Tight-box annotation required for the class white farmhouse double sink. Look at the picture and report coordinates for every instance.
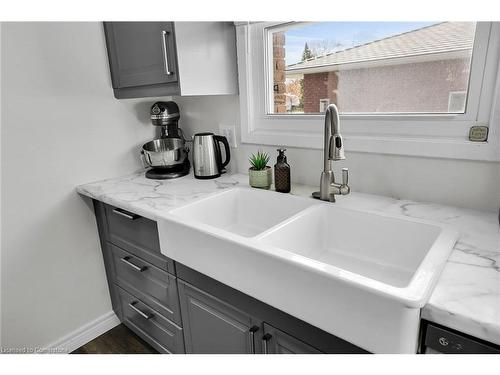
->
[158,187,458,353]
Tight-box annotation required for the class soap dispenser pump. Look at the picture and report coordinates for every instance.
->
[274,148,291,193]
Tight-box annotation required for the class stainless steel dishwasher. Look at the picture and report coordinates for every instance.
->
[421,321,500,354]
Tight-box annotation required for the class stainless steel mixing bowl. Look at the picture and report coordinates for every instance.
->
[141,138,188,168]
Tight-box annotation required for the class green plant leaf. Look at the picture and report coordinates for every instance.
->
[249,150,270,170]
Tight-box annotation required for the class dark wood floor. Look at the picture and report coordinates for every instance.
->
[71,324,158,354]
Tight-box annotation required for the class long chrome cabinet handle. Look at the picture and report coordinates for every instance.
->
[120,257,147,272]
[161,30,173,76]
[112,208,140,220]
[249,325,260,354]
[129,302,153,320]
[262,333,272,354]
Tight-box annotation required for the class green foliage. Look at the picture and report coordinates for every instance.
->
[249,150,270,170]
[299,78,305,108]
[301,43,314,61]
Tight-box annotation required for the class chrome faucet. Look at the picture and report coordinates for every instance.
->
[312,104,350,202]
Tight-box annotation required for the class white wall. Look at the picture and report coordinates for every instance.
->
[0,22,164,350]
[174,95,500,212]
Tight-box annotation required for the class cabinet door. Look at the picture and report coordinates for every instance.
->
[178,280,261,354]
[262,323,323,354]
[103,22,178,89]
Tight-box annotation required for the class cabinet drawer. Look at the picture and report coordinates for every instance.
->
[111,244,181,325]
[104,204,174,274]
[425,324,500,354]
[118,287,185,354]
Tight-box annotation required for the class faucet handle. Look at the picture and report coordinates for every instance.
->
[342,168,349,186]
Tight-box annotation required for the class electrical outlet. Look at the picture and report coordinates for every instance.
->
[469,125,489,142]
[219,125,238,148]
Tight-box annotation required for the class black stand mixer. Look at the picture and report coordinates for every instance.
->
[141,101,191,180]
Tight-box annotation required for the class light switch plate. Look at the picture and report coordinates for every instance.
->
[469,125,489,142]
[219,125,238,148]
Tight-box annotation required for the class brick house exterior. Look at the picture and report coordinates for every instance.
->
[302,71,338,113]
[273,32,287,113]
[301,58,470,113]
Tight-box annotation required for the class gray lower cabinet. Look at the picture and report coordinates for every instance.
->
[93,200,185,353]
[262,323,323,354]
[178,280,260,354]
[177,279,325,354]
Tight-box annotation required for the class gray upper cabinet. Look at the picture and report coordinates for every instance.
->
[178,280,261,354]
[104,22,178,89]
[262,323,323,354]
[103,22,238,99]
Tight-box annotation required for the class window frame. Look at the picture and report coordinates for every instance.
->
[236,22,500,161]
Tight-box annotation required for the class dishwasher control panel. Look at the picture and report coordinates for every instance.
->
[423,322,500,354]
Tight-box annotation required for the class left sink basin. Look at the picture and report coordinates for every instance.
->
[167,187,318,237]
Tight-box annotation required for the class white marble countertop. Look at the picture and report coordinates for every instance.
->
[77,171,500,346]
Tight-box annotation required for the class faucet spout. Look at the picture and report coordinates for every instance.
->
[327,103,341,135]
[325,104,345,163]
[313,104,350,202]
[323,109,332,172]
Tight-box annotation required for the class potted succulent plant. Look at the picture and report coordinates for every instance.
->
[248,150,272,189]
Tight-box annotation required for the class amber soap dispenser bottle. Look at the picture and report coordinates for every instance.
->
[274,148,291,193]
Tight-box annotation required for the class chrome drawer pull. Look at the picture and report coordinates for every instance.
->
[112,208,140,220]
[129,302,153,320]
[161,30,173,76]
[120,257,147,272]
[262,333,272,354]
[249,325,260,354]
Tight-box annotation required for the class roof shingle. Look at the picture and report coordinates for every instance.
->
[286,22,476,72]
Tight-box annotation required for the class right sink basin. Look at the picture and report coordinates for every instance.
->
[258,204,444,288]
[253,203,458,353]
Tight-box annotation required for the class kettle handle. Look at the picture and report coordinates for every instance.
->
[214,135,231,171]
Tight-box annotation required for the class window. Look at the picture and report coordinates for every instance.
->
[448,91,467,113]
[236,22,500,160]
[268,22,476,115]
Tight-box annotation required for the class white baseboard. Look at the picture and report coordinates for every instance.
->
[41,310,120,354]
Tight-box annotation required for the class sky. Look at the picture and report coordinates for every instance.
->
[284,22,438,65]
